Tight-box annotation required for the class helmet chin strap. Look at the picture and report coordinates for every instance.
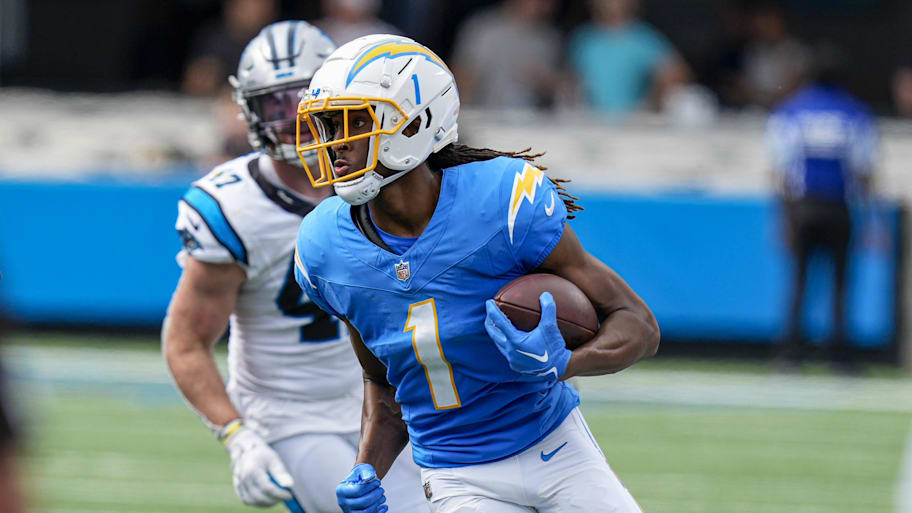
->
[334,167,413,205]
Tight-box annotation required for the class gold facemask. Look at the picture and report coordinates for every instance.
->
[296,96,409,187]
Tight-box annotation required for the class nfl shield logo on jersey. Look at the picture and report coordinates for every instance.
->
[423,480,432,500]
[395,260,411,281]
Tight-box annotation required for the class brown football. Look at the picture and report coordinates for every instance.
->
[493,273,599,350]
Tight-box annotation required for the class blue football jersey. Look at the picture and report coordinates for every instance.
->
[294,156,580,468]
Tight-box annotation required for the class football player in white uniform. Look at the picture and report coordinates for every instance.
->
[162,21,427,513]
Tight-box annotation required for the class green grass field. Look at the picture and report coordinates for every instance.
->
[7,333,912,513]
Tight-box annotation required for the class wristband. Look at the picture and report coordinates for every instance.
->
[217,418,244,445]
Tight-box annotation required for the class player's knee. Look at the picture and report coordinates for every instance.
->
[289,476,341,513]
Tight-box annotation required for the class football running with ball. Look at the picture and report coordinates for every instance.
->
[493,273,599,350]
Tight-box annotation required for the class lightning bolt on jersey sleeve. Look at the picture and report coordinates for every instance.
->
[501,160,568,272]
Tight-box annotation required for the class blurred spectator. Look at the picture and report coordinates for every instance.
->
[379,0,450,52]
[181,0,277,97]
[767,44,879,372]
[450,0,562,110]
[128,1,191,90]
[313,0,401,47]
[705,3,751,109]
[891,60,912,117]
[0,0,27,73]
[739,3,811,109]
[566,0,691,115]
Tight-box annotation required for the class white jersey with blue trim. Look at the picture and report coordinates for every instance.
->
[294,157,580,468]
[175,153,362,439]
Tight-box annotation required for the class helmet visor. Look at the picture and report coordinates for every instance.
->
[249,88,314,147]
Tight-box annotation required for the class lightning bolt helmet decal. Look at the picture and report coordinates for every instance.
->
[346,40,450,87]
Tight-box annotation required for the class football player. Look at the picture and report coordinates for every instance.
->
[162,22,427,513]
[293,35,661,513]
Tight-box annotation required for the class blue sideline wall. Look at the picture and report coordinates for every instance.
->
[0,179,901,349]
[0,178,187,326]
[573,193,900,349]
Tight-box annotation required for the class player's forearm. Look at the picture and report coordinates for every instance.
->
[164,332,240,428]
[562,309,659,378]
[355,378,409,479]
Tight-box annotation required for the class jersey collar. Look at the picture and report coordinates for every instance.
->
[248,157,318,217]
[337,168,458,290]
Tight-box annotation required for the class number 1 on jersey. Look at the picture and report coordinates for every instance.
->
[405,299,461,410]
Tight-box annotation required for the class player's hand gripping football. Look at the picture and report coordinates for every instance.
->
[337,463,389,513]
[485,292,572,381]
[220,421,294,507]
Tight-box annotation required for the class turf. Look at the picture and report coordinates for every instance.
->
[24,390,253,513]
[588,405,908,513]
[6,335,911,513]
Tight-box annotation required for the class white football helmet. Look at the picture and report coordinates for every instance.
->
[296,34,459,205]
[230,21,336,166]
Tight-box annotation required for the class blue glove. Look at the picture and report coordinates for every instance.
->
[336,463,388,513]
[484,292,572,381]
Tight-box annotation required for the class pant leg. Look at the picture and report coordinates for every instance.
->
[271,433,359,513]
[429,496,535,513]
[823,202,852,360]
[783,201,814,360]
[420,450,530,510]
[526,408,644,513]
[421,409,643,513]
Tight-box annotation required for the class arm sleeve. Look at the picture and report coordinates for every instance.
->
[294,233,344,319]
[505,163,568,272]
[849,114,879,177]
[175,198,236,267]
[766,112,801,174]
[639,23,674,68]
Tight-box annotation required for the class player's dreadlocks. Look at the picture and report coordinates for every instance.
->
[427,144,583,219]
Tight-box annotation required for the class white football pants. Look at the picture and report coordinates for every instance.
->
[419,408,643,513]
[271,431,429,513]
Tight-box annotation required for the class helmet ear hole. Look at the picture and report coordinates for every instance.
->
[402,116,422,138]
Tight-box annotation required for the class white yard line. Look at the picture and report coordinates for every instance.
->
[898,421,912,513]
[4,345,180,385]
[7,344,912,412]
[577,369,912,413]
